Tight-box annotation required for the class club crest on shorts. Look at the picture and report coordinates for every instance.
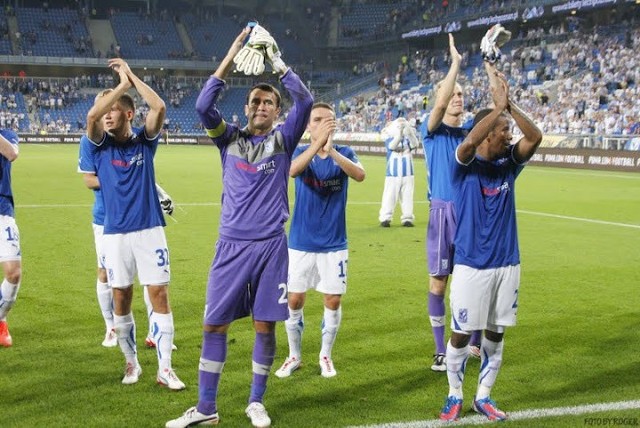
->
[458,308,468,324]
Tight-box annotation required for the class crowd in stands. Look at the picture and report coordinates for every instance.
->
[335,19,640,142]
[0,1,638,145]
[1,19,638,140]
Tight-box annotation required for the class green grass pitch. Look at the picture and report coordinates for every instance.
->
[2,143,639,427]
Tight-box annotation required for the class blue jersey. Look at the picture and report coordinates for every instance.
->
[78,127,165,234]
[0,129,18,217]
[288,145,357,252]
[385,135,414,178]
[195,70,313,241]
[77,135,105,226]
[452,145,525,269]
[420,116,472,201]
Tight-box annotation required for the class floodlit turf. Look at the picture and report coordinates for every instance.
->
[2,144,639,427]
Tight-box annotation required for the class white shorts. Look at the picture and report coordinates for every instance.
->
[449,264,520,332]
[102,226,170,289]
[288,248,348,295]
[92,223,105,269]
[0,215,21,262]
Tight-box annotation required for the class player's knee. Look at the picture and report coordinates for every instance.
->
[323,294,341,310]
[429,276,447,294]
[5,266,21,284]
[148,285,170,313]
[450,331,472,348]
[287,292,305,310]
[254,320,276,334]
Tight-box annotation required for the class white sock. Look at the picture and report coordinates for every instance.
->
[446,340,469,399]
[96,280,114,331]
[114,313,138,366]
[0,279,20,320]
[284,307,304,359]
[143,286,154,338]
[476,337,504,400]
[151,312,174,372]
[320,306,341,360]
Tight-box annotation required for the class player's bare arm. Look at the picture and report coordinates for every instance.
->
[510,101,543,163]
[329,146,366,182]
[83,173,100,190]
[109,58,166,137]
[0,134,18,162]
[457,80,508,164]
[214,27,252,80]
[86,67,132,143]
[428,33,462,133]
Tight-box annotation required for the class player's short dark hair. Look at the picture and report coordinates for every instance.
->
[312,102,335,113]
[246,83,282,108]
[473,108,494,128]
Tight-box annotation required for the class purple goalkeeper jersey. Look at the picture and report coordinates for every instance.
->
[196,70,313,241]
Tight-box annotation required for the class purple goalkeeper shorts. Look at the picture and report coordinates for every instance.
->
[426,199,457,276]
[204,234,289,326]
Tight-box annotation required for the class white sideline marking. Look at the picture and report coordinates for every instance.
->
[349,399,640,428]
[517,210,640,230]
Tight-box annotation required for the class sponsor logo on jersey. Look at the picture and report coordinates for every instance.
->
[235,159,276,175]
[302,176,342,190]
[111,153,144,168]
[481,181,510,196]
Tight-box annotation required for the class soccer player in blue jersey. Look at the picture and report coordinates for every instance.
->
[79,134,177,349]
[81,58,185,390]
[378,117,418,227]
[0,129,21,348]
[274,102,365,380]
[439,72,542,422]
[166,26,312,428]
[421,34,482,371]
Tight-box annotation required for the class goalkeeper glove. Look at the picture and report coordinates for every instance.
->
[247,23,288,75]
[480,24,512,63]
[156,184,175,216]
[233,45,265,76]
[160,197,174,216]
[232,23,275,76]
[265,44,288,75]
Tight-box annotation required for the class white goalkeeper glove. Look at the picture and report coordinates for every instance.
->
[233,23,282,76]
[233,44,265,76]
[156,184,174,216]
[248,24,288,75]
[480,24,512,63]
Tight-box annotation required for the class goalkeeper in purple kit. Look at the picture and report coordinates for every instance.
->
[166,24,312,428]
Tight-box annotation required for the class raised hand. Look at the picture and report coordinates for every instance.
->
[449,33,461,64]
[108,58,133,89]
[316,117,337,151]
[491,73,509,111]
[230,27,252,58]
